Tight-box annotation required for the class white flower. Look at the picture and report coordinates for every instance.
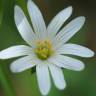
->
[0,0,94,95]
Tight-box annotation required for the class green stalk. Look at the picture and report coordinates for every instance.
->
[0,0,15,96]
[0,65,15,96]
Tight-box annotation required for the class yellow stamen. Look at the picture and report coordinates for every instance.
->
[35,40,53,60]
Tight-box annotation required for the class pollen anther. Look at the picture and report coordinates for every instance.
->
[35,40,53,60]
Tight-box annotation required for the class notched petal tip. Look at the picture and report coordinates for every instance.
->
[27,0,35,7]
[41,89,50,96]
[67,6,73,12]
[88,50,95,57]
[72,16,86,31]
[81,46,95,58]
[14,5,22,16]
[0,52,4,60]
[78,62,85,71]
[10,63,19,73]
[0,50,10,60]
[14,5,24,26]
[62,6,73,16]
[27,0,31,5]
[10,65,22,73]
[73,59,85,71]
[78,16,86,24]
[14,5,19,11]
[58,81,66,90]
[64,6,73,16]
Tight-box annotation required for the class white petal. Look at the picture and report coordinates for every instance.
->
[48,55,85,71]
[54,17,85,49]
[0,45,33,59]
[14,6,36,46]
[57,43,94,57]
[48,64,66,90]
[27,0,47,39]
[47,6,72,39]
[36,64,51,95]
[10,56,36,73]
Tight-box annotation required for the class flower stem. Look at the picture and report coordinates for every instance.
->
[0,65,15,96]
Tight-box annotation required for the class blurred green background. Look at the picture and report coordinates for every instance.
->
[0,0,96,96]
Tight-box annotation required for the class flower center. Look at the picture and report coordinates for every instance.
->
[35,40,53,60]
